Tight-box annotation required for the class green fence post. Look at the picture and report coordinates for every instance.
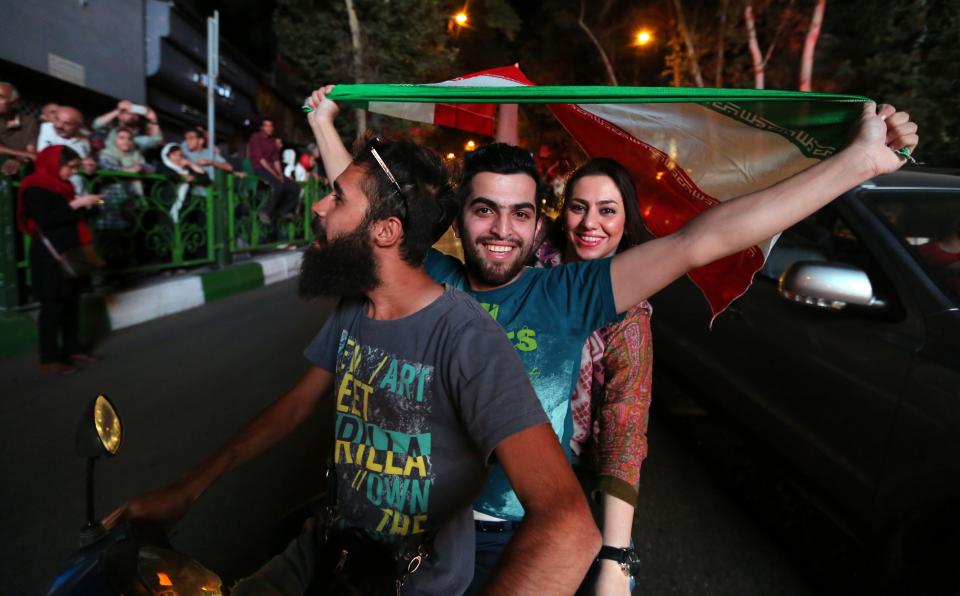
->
[205,184,216,265]
[227,172,236,256]
[0,175,19,309]
[303,178,313,240]
[214,170,231,269]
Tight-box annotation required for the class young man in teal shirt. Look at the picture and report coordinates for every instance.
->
[306,84,918,592]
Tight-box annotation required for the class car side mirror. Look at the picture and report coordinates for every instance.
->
[779,261,887,311]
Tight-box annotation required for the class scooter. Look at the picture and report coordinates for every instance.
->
[46,394,223,595]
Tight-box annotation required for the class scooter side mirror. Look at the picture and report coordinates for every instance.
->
[75,394,122,546]
[76,394,122,459]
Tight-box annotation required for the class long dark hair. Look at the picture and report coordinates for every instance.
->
[555,157,646,255]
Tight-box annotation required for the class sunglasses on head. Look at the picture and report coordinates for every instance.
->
[363,137,409,222]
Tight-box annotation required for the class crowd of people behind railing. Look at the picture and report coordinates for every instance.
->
[0,80,327,228]
[1,80,330,374]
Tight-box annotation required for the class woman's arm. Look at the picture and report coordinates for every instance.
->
[592,305,654,593]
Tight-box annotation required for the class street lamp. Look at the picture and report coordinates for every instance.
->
[465,140,476,151]
[454,11,468,26]
[635,29,653,46]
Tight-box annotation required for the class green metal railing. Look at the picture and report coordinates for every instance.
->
[227,174,318,253]
[0,169,327,310]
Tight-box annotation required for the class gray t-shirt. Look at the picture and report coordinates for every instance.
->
[304,287,547,594]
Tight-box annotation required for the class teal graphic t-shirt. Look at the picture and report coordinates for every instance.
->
[425,249,619,521]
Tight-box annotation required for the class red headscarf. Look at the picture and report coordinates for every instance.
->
[17,145,92,244]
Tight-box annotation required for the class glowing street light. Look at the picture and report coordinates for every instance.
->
[635,29,653,46]
[454,11,468,26]
[465,140,476,151]
[446,152,456,160]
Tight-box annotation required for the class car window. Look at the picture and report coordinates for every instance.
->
[864,189,960,301]
[759,205,904,317]
[760,207,867,280]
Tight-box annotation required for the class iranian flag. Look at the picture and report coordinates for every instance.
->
[327,65,868,319]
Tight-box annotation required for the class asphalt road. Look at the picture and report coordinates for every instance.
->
[2,278,818,595]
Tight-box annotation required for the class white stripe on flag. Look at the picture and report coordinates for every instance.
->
[368,101,435,124]
[431,75,528,88]
[367,75,528,125]
[579,102,821,202]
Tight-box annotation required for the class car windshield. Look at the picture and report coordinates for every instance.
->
[864,187,960,301]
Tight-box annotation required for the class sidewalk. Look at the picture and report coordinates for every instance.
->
[0,250,304,358]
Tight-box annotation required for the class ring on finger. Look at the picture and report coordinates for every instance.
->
[894,146,917,164]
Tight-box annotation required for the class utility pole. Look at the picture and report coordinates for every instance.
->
[207,10,219,170]
[207,10,229,268]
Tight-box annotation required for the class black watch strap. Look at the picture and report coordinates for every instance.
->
[596,546,640,577]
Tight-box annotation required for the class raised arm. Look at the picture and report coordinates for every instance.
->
[142,107,162,143]
[306,86,353,181]
[103,366,333,529]
[495,104,519,146]
[483,423,601,595]
[93,100,129,130]
[0,145,35,160]
[609,102,919,313]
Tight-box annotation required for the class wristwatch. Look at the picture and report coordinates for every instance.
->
[596,545,641,578]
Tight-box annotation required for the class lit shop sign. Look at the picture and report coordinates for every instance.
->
[190,73,234,99]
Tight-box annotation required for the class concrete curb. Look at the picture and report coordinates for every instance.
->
[0,250,303,358]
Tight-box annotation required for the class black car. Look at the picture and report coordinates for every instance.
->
[650,169,960,589]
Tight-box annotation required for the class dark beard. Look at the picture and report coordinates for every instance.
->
[298,221,379,299]
[461,235,534,287]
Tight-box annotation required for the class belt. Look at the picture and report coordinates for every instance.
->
[474,519,522,533]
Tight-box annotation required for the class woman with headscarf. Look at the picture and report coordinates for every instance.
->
[157,142,207,184]
[18,145,104,374]
[96,128,149,246]
[99,127,148,174]
[157,142,208,224]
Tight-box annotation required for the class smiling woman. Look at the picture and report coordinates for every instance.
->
[536,157,653,595]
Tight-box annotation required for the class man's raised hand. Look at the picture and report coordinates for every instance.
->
[306,85,339,130]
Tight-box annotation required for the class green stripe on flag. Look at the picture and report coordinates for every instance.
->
[328,83,870,161]
[703,100,864,159]
[327,84,872,105]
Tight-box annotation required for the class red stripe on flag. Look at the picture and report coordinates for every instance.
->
[547,102,765,320]
[452,64,536,86]
[434,103,497,137]
[433,65,537,137]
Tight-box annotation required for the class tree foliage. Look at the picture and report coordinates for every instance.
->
[270,0,957,166]
[825,0,959,167]
[662,0,814,89]
[273,0,458,90]
[515,0,669,86]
